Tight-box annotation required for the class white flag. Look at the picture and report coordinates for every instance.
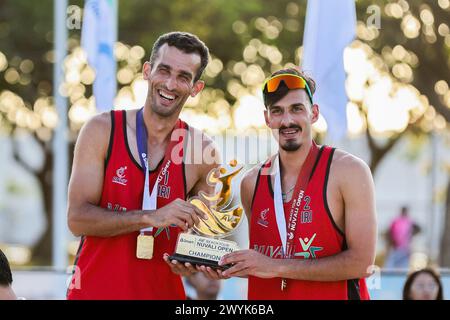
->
[81,0,117,112]
[302,0,356,141]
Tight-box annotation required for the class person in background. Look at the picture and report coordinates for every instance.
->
[385,206,420,269]
[403,268,443,300]
[0,249,17,300]
[184,272,222,300]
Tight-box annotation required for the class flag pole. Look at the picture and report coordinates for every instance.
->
[52,0,69,270]
[429,130,440,264]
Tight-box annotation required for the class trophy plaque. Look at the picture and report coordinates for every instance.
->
[169,160,244,270]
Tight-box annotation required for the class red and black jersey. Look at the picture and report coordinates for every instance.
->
[67,110,188,300]
[249,146,370,300]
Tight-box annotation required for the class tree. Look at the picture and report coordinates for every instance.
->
[0,0,308,265]
[355,0,450,266]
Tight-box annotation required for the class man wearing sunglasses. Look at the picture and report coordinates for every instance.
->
[218,68,377,300]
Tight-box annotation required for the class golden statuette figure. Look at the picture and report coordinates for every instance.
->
[169,160,244,269]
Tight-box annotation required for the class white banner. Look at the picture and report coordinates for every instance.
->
[302,0,356,141]
[81,0,117,112]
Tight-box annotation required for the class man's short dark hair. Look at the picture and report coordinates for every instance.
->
[0,249,13,286]
[263,67,316,109]
[149,31,209,82]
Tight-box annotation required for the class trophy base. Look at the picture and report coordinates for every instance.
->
[168,254,232,270]
[170,233,239,271]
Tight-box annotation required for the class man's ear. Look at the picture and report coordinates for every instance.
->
[264,110,270,127]
[191,80,205,97]
[143,61,151,80]
[311,104,320,124]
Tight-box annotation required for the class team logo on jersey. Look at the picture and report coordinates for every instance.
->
[294,233,323,259]
[257,208,270,228]
[112,166,128,186]
[253,233,323,260]
[154,226,173,240]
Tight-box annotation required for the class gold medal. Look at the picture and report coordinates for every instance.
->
[136,234,154,259]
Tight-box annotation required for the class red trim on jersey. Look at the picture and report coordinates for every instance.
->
[67,110,189,300]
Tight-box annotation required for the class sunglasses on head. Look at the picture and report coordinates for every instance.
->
[263,73,313,104]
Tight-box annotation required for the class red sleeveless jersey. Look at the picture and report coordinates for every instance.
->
[67,110,188,300]
[249,146,370,300]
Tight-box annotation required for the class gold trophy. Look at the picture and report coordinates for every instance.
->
[169,160,244,270]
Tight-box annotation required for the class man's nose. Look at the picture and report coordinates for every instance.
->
[165,75,177,91]
[280,112,294,127]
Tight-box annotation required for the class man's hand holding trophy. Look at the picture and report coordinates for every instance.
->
[169,160,244,270]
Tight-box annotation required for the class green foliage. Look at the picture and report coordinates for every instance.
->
[0,1,307,128]
[0,0,54,103]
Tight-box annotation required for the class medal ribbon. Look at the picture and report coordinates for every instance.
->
[136,107,181,235]
[273,141,319,259]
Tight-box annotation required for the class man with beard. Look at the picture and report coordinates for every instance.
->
[218,68,377,300]
[67,32,220,299]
